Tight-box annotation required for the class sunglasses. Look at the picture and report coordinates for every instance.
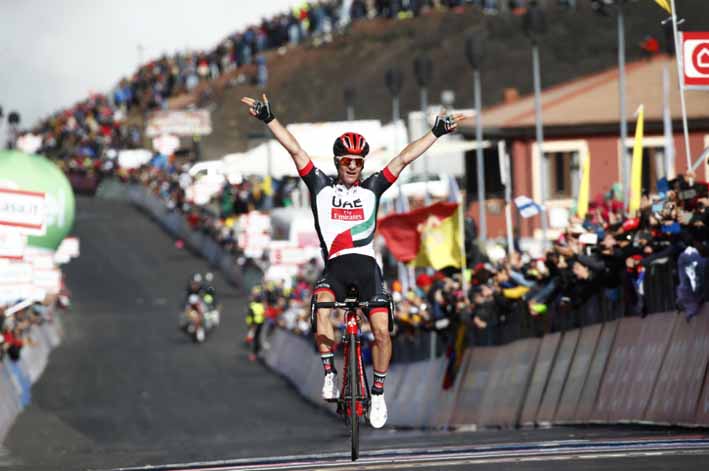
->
[337,157,364,168]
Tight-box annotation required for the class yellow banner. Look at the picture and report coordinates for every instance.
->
[577,149,591,219]
[654,0,672,14]
[412,210,463,270]
[629,105,645,215]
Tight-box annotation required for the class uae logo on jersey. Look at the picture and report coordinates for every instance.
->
[331,196,364,221]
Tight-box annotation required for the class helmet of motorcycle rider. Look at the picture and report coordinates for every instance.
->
[205,286,216,295]
[188,294,200,304]
[204,272,214,283]
[191,272,203,284]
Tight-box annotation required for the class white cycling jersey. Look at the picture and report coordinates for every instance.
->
[298,160,396,261]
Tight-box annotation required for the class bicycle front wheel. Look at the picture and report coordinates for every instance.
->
[349,332,359,461]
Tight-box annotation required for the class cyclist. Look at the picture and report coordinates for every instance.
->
[241,93,464,428]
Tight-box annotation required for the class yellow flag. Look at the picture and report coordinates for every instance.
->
[577,150,591,219]
[629,105,645,215]
[412,208,463,270]
[654,0,672,14]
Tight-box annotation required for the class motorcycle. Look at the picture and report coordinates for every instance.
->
[179,294,220,343]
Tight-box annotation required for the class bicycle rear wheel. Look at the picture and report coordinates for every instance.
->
[349,332,359,461]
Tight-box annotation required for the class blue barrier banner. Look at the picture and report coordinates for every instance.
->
[5,359,31,409]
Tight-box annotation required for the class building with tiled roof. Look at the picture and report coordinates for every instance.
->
[458,54,709,240]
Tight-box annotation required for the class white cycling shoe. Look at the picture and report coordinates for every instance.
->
[322,372,340,401]
[369,394,387,428]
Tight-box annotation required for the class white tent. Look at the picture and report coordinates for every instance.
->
[223,119,407,178]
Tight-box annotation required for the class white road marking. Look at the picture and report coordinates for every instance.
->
[103,438,709,471]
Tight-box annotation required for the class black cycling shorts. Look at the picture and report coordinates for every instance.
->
[313,254,384,305]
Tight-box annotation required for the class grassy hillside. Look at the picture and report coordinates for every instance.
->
[200,1,709,160]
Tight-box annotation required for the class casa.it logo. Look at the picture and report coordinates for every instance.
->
[683,33,709,85]
[692,43,709,74]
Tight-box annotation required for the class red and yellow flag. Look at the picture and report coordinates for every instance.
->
[378,202,463,270]
[654,0,671,14]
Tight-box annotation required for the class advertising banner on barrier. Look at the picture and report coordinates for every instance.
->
[576,320,618,421]
[0,260,32,284]
[593,317,641,422]
[695,346,709,426]
[33,268,61,295]
[646,312,709,424]
[54,236,79,265]
[537,330,580,425]
[478,339,539,428]
[0,229,27,260]
[0,187,47,236]
[145,110,212,137]
[615,312,675,422]
[449,348,496,427]
[555,324,602,423]
[519,332,561,426]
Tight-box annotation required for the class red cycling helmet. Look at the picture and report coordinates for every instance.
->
[333,132,369,157]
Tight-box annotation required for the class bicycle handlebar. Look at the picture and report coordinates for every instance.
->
[314,300,389,310]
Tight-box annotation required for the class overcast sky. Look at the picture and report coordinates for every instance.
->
[0,0,296,130]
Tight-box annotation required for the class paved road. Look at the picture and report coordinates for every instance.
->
[1,197,706,470]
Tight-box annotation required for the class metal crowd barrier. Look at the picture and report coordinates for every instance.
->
[262,300,709,430]
[127,184,264,293]
[0,309,64,444]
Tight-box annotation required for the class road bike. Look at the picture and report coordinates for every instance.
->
[313,285,390,461]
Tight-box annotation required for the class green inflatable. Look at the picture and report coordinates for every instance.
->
[0,150,75,250]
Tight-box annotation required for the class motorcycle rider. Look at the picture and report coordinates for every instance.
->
[185,272,204,302]
[180,273,204,331]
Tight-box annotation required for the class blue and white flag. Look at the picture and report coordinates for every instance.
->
[514,195,543,219]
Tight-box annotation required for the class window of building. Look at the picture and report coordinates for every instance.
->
[623,140,667,193]
[464,145,505,199]
[532,140,588,204]
[545,150,578,198]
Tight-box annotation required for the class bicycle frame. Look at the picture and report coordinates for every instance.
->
[340,308,370,420]
[312,292,389,461]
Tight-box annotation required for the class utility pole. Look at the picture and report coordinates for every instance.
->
[465,33,487,243]
[525,4,549,249]
[414,55,433,204]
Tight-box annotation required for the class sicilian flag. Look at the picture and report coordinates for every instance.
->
[378,201,463,270]
[514,195,543,219]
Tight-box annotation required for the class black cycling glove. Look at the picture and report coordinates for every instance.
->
[432,115,455,137]
[253,99,275,124]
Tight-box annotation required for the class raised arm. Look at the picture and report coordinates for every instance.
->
[240,94,311,172]
[386,113,466,178]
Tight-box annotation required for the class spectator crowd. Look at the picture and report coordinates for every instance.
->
[244,170,708,367]
[5,0,706,367]
[1,292,71,364]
